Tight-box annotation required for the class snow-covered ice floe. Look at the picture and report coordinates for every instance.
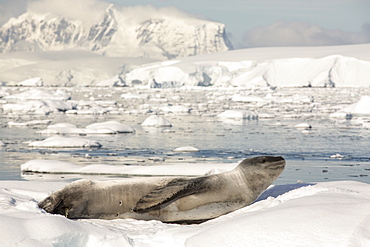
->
[217,110,258,120]
[28,136,102,148]
[0,180,369,246]
[21,159,236,176]
[86,121,135,133]
[2,89,74,115]
[2,100,74,115]
[8,119,52,127]
[38,121,135,135]
[4,89,70,101]
[173,146,200,153]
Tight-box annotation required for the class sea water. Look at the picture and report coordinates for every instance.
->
[1,87,370,184]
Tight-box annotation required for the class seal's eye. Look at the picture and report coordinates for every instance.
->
[261,158,266,163]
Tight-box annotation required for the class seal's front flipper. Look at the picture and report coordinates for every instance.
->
[134,177,208,213]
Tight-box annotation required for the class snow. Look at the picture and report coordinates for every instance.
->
[0,180,369,246]
[185,181,370,247]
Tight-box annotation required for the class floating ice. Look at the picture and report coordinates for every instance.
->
[120,93,149,100]
[217,110,258,120]
[28,136,102,148]
[38,123,83,134]
[21,160,81,173]
[86,121,135,133]
[8,119,51,127]
[5,89,70,101]
[160,105,191,114]
[173,146,200,152]
[294,123,312,129]
[341,96,370,116]
[330,154,345,159]
[141,115,172,127]
[17,77,43,87]
[2,89,74,115]
[231,95,267,103]
[2,100,74,115]
[329,112,352,119]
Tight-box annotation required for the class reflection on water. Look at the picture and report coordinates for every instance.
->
[1,112,370,184]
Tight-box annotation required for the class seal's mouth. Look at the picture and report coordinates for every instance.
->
[265,156,286,170]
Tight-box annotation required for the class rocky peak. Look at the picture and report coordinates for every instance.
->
[0,5,233,59]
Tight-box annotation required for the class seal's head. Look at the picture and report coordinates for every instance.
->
[236,156,285,193]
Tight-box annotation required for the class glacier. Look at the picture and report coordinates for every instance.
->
[0,44,368,88]
[123,44,370,88]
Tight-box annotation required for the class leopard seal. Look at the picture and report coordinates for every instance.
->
[38,156,285,223]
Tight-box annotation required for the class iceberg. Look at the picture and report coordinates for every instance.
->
[141,115,172,127]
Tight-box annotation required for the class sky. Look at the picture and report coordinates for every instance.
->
[0,0,369,49]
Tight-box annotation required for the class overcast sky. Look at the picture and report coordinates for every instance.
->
[1,0,369,48]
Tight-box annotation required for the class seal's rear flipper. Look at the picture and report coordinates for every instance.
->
[134,177,208,213]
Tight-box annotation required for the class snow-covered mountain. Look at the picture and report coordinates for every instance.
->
[0,5,232,59]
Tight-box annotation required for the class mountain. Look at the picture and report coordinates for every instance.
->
[0,5,233,59]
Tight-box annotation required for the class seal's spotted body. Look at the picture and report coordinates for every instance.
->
[39,156,285,223]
